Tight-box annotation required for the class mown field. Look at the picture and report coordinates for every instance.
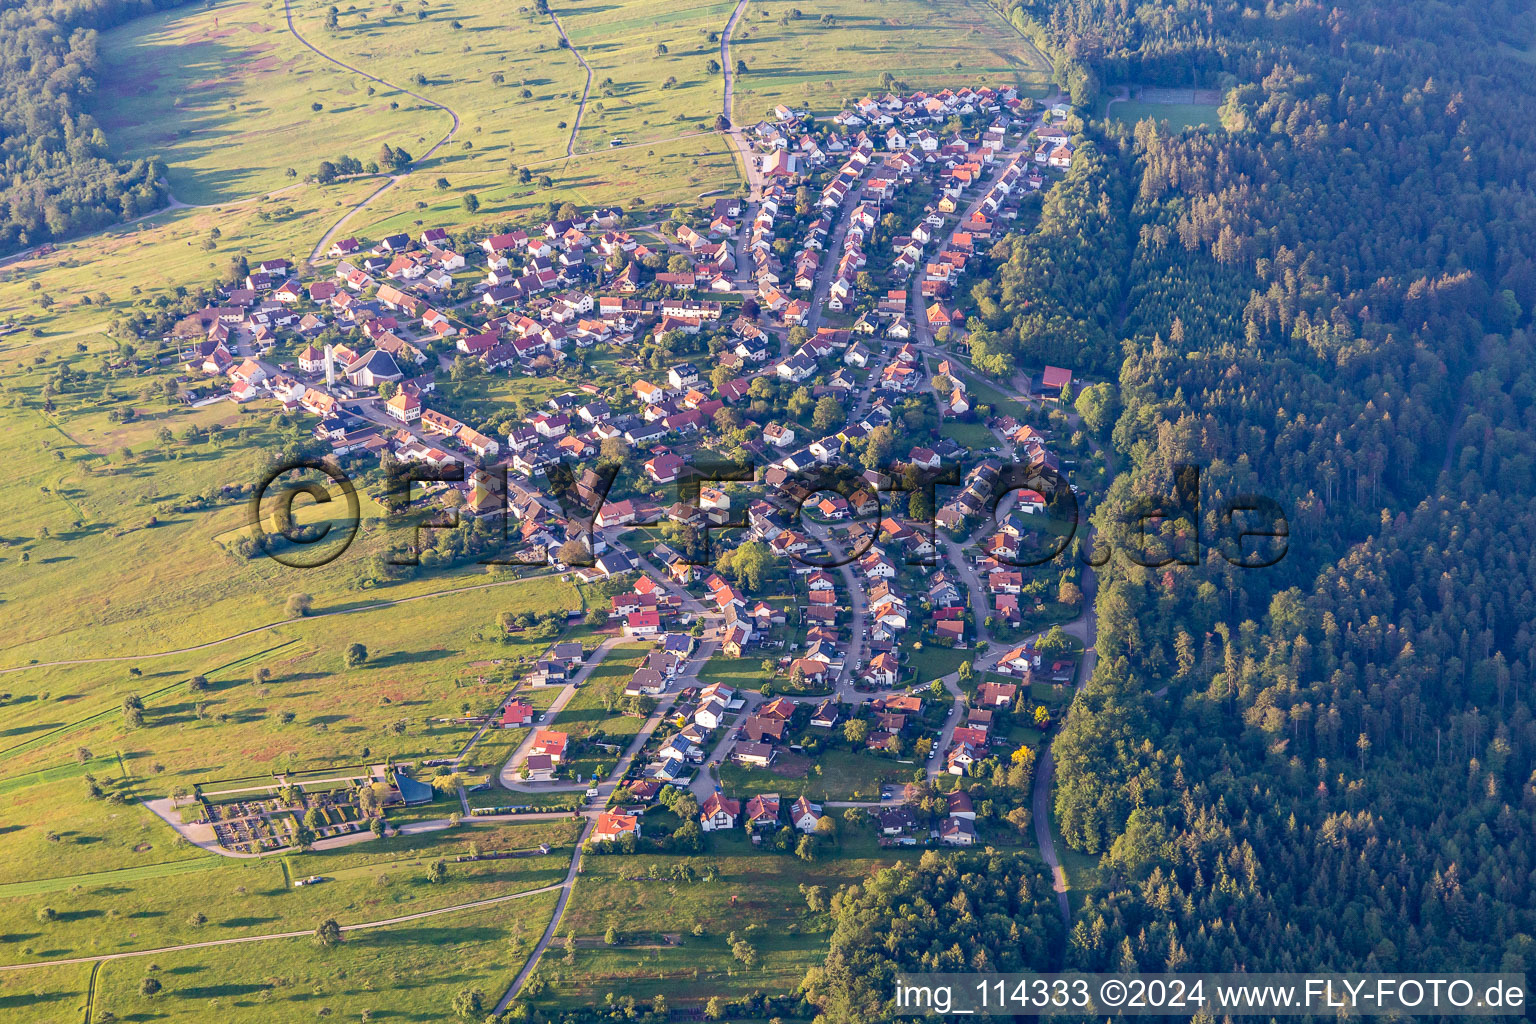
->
[1106,97,1222,130]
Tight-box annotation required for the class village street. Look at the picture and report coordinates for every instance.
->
[719,0,761,201]
[496,633,631,789]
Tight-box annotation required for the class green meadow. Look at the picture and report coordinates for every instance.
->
[94,0,447,205]
[728,0,1053,123]
[0,0,1089,1010]
[89,888,562,1022]
[536,831,945,1010]
[1107,99,1222,131]
[0,961,92,1023]
[553,0,735,151]
[0,819,577,965]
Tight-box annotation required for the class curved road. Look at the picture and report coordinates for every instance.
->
[281,0,461,262]
[549,9,593,158]
[494,818,594,1012]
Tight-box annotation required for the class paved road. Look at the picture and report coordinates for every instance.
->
[497,634,630,789]
[281,0,461,262]
[550,8,593,158]
[910,134,1040,344]
[719,0,762,199]
[801,522,867,694]
[687,690,764,799]
[494,817,594,1012]
[805,184,865,333]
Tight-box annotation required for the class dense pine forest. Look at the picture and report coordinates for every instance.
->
[1009,0,1536,986]
[808,0,1536,1018]
[0,0,182,251]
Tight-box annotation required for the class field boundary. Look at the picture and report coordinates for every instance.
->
[0,875,569,973]
[0,855,223,899]
[0,639,301,765]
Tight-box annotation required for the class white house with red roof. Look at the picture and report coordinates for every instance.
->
[700,792,740,831]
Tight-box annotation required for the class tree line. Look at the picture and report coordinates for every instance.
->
[0,0,190,251]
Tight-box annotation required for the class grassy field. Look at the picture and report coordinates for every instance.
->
[718,745,912,801]
[1107,99,1221,131]
[0,578,578,778]
[348,131,743,240]
[288,0,584,167]
[554,0,733,152]
[94,0,448,205]
[695,652,772,692]
[557,643,650,743]
[540,830,918,1010]
[90,888,562,1022]
[0,961,92,1023]
[0,776,214,885]
[1104,88,1223,131]
[0,0,1079,1011]
[0,176,378,339]
[0,819,577,966]
[728,0,1052,124]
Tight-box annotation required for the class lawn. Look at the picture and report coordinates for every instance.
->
[939,418,997,452]
[556,643,651,743]
[900,640,971,683]
[696,653,771,692]
[1107,99,1222,131]
[90,888,562,1023]
[1104,88,1223,132]
[718,746,913,801]
[956,368,1035,422]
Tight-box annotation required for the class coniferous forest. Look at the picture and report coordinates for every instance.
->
[0,0,184,251]
[811,0,1536,1017]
